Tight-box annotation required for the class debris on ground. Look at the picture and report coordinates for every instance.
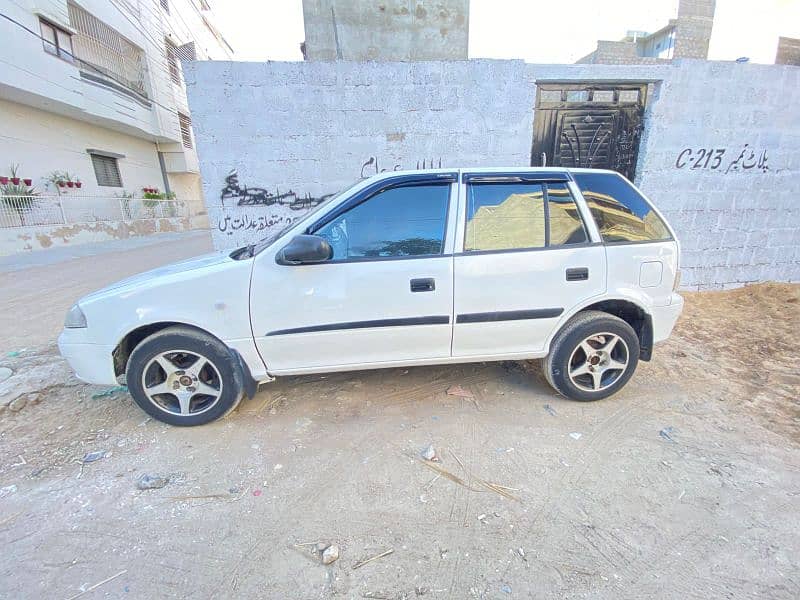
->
[352,548,394,569]
[659,427,676,443]
[543,404,557,416]
[501,583,512,594]
[91,386,128,400]
[81,450,109,463]
[0,484,17,498]
[6,350,24,358]
[516,547,527,562]
[569,432,582,440]
[421,444,439,462]
[322,544,340,565]
[8,396,28,412]
[135,473,170,490]
[446,385,473,398]
[64,569,127,600]
[477,513,487,523]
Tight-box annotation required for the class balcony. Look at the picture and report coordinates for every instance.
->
[67,2,148,99]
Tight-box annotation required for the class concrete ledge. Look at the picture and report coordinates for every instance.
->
[0,217,205,256]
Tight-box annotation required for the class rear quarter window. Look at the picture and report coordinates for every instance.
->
[573,172,672,243]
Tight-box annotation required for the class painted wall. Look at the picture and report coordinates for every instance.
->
[185,59,800,290]
[302,0,469,60]
[0,217,196,256]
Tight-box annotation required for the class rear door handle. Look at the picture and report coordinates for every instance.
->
[566,267,589,281]
[410,278,435,292]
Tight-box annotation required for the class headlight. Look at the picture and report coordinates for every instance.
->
[64,304,87,328]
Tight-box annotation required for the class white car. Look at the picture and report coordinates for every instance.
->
[59,168,683,426]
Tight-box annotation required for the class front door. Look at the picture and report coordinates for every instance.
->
[249,176,457,374]
[452,173,606,357]
[531,83,646,180]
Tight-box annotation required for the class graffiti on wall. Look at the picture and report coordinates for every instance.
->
[675,144,769,173]
[221,170,334,209]
[214,156,446,242]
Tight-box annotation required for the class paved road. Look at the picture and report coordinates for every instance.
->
[0,230,213,351]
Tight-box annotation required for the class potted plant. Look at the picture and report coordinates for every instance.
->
[66,180,74,188]
[75,178,82,189]
[11,176,20,185]
[0,176,7,185]
[23,178,32,186]
[1,166,39,226]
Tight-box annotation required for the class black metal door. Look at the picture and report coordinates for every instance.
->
[531,84,646,180]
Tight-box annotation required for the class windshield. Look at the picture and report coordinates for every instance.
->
[247,180,361,256]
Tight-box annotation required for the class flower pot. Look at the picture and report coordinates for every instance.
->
[75,182,82,188]
[23,178,32,186]
[11,177,20,185]
[0,177,8,185]
[58,181,66,188]
[67,181,74,188]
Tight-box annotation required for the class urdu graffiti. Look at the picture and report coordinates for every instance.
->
[213,155,447,246]
[220,170,334,209]
[675,144,769,173]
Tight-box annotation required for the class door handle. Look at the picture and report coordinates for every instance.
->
[566,267,589,281]
[410,278,435,292]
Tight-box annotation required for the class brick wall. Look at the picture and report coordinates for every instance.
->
[185,59,800,290]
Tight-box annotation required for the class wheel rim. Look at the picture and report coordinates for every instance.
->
[140,350,223,416]
[567,332,629,392]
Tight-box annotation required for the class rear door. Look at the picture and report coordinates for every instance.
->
[452,172,606,357]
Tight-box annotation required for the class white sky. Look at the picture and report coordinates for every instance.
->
[211,0,800,65]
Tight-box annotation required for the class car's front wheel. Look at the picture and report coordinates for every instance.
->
[543,311,640,402]
[126,326,244,426]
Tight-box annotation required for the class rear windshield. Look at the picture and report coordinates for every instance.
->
[573,172,672,243]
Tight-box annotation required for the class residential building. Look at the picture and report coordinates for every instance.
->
[0,0,233,221]
[578,0,715,64]
[301,0,469,61]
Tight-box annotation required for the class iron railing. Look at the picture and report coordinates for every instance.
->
[0,195,186,228]
[68,2,148,97]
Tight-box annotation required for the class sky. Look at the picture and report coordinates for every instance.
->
[211,0,800,65]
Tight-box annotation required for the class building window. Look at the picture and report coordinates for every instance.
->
[165,38,181,84]
[89,153,123,187]
[178,113,193,149]
[40,20,74,62]
[67,2,147,97]
[161,0,170,14]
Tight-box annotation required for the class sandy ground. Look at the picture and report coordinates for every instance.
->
[0,236,798,599]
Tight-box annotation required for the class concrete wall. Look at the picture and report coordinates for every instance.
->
[185,59,800,290]
[302,0,468,60]
[776,37,800,66]
[0,217,196,256]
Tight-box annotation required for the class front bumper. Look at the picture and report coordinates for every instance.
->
[651,293,684,343]
[58,330,117,385]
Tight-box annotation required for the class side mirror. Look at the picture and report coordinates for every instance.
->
[275,234,333,265]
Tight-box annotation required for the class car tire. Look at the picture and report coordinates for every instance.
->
[126,326,244,426]
[543,310,640,402]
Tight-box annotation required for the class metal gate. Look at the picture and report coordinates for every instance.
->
[530,84,647,180]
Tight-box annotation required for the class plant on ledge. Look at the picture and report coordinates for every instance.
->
[45,171,82,193]
[1,164,39,226]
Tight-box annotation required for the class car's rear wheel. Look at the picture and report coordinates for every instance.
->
[126,326,244,426]
[544,311,640,402]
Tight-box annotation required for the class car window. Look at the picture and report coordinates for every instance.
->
[465,183,546,251]
[573,172,671,243]
[545,182,588,246]
[314,184,450,260]
[465,182,587,251]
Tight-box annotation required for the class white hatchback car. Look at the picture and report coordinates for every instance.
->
[59,168,683,426]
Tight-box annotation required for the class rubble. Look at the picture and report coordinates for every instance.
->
[322,544,339,565]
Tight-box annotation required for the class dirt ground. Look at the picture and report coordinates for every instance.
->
[0,237,798,599]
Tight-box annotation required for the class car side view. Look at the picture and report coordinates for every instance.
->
[58,168,684,426]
